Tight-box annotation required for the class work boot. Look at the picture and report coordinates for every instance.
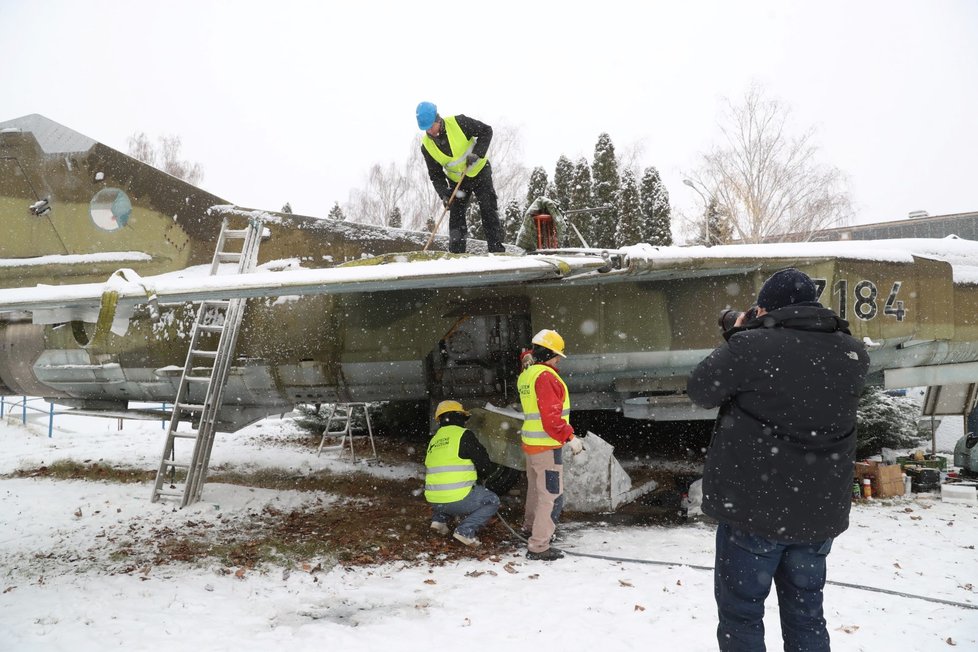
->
[526,548,564,561]
[430,521,450,536]
[453,531,481,547]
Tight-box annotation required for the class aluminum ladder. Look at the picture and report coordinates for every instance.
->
[151,217,264,507]
[316,403,377,462]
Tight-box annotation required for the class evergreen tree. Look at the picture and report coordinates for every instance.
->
[703,197,733,245]
[503,198,524,242]
[466,204,484,240]
[552,155,574,213]
[639,166,672,246]
[590,133,621,248]
[281,202,293,214]
[614,168,642,246]
[388,206,402,228]
[856,386,925,458]
[569,157,593,246]
[327,201,346,221]
[525,166,549,209]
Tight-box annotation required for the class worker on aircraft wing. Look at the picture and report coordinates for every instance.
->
[416,101,506,254]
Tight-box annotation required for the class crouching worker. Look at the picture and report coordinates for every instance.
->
[424,400,500,547]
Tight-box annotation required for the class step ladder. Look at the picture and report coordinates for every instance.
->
[316,403,377,463]
[151,217,264,507]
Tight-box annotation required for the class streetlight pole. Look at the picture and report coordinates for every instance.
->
[683,179,712,247]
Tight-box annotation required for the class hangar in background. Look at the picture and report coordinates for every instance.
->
[806,210,978,242]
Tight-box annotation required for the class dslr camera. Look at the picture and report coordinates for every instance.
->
[718,305,759,331]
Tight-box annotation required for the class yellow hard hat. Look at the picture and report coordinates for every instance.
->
[434,400,470,420]
[531,329,566,357]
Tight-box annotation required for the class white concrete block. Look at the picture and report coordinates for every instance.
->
[941,483,978,504]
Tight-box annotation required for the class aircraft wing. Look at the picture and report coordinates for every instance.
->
[5,236,978,323]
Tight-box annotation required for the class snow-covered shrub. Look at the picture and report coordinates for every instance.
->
[855,386,925,458]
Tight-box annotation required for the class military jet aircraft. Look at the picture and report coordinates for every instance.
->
[3,114,978,497]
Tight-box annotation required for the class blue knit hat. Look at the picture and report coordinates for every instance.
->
[756,268,817,310]
[416,101,437,130]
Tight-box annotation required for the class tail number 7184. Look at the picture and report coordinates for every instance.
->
[812,279,907,322]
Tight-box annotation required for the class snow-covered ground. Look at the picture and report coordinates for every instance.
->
[1,404,976,651]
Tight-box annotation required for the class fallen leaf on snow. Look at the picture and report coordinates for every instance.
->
[946,637,956,646]
[634,604,646,612]
[835,625,859,634]
[503,563,518,575]
[465,570,484,578]
[423,579,436,585]
[619,580,633,588]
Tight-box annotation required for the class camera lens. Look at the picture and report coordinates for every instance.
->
[718,309,743,331]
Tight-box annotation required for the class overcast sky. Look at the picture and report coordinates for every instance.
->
[2,0,976,229]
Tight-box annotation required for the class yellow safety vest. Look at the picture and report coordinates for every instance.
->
[421,116,488,182]
[517,364,571,448]
[424,425,477,503]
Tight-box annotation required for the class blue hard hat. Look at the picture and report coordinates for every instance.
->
[416,101,437,130]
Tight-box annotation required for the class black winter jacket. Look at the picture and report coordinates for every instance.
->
[687,303,870,542]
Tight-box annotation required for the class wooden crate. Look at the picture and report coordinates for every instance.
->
[855,461,905,498]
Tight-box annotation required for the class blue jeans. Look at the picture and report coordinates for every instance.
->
[430,485,499,537]
[715,522,833,652]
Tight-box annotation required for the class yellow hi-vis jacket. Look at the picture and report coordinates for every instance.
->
[518,363,570,448]
[421,116,487,182]
[424,425,477,503]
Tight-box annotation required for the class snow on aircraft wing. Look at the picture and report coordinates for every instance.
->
[0,253,611,325]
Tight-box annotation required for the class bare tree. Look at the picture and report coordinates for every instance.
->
[345,162,412,226]
[127,132,204,186]
[687,86,851,243]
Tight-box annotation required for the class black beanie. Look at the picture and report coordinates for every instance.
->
[756,268,817,310]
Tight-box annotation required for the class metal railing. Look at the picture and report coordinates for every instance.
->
[1,396,55,438]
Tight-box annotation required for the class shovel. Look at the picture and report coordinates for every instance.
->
[423,162,474,252]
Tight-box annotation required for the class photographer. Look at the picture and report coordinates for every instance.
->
[687,268,870,652]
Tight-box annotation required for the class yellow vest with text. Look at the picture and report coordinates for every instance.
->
[424,425,477,503]
[517,364,571,448]
[421,116,488,182]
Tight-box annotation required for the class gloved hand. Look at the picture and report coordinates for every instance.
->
[568,436,584,455]
[465,153,481,167]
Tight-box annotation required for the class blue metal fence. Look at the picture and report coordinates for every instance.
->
[0,396,55,438]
